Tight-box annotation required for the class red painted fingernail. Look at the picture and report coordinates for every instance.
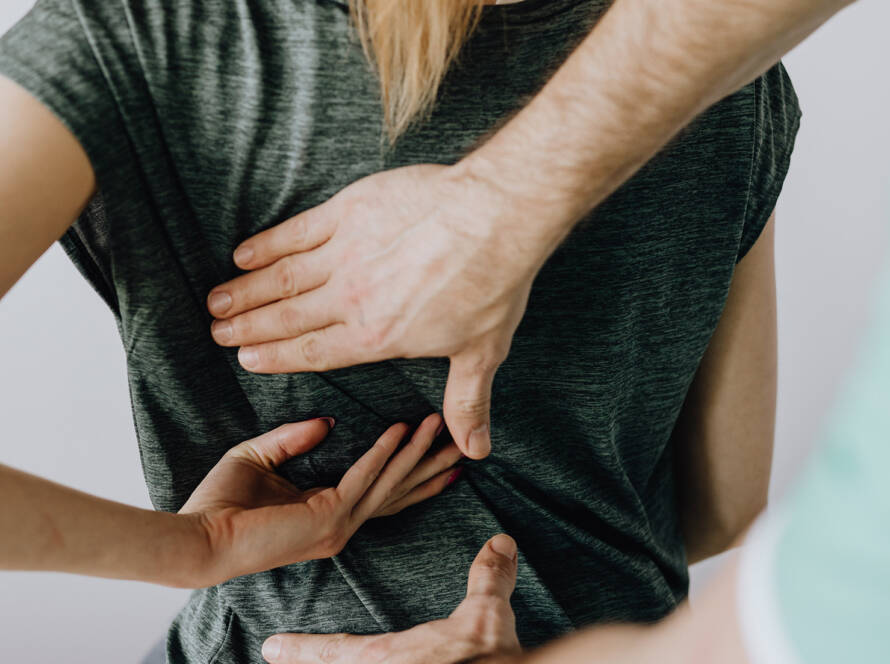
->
[446,467,464,486]
[317,417,336,430]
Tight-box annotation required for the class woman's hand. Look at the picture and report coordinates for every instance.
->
[261,534,523,664]
[181,413,462,587]
[206,164,554,460]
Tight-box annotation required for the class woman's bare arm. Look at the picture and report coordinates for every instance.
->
[0,77,462,586]
[0,76,200,584]
[673,215,777,564]
[0,75,94,298]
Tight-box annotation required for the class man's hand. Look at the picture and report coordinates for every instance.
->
[208,164,553,459]
[260,534,523,664]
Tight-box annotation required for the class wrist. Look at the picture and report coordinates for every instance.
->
[447,154,579,273]
[159,511,218,588]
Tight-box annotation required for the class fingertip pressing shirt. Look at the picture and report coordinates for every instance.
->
[2,1,801,661]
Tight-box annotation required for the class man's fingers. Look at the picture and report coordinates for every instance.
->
[237,324,375,373]
[211,287,340,347]
[352,413,443,521]
[228,419,334,469]
[466,534,518,600]
[207,246,333,319]
[443,353,499,460]
[261,633,370,664]
[336,423,410,505]
[233,207,337,272]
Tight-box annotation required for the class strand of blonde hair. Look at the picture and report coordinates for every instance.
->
[348,0,485,142]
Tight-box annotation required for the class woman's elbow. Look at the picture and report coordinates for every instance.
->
[685,493,768,564]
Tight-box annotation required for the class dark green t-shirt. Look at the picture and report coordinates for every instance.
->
[0,0,801,662]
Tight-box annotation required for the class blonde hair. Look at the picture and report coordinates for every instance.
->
[348,0,484,142]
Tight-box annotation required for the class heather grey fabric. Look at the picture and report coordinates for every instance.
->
[0,1,800,662]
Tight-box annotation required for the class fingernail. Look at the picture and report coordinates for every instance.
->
[446,467,464,486]
[208,291,232,315]
[435,419,446,437]
[467,424,490,458]
[211,320,233,343]
[239,347,259,369]
[318,417,336,430]
[262,636,281,661]
[490,534,517,560]
[234,246,254,266]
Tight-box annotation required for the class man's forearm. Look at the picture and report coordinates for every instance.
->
[503,560,750,664]
[0,464,206,587]
[457,0,854,261]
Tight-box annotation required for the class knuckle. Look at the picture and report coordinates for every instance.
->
[275,258,300,297]
[356,323,386,353]
[484,561,515,587]
[287,216,308,246]
[356,315,398,355]
[231,315,252,340]
[453,396,491,418]
[256,342,278,368]
[361,638,391,662]
[463,351,502,376]
[479,555,511,575]
[279,303,304,336]
[299,333,325,369]
[319,634,348,663]
[344,280,364,308]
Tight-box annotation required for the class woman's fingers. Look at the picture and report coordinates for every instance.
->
[208,245,334,320]
[351,413,443,522]
[398,440,463,491]
[375,440,463,512]
[373,467,459,518]
[335,422,411,505]
[211,287,340,347]
[226,419,334,470]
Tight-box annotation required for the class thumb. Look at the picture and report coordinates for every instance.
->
[466,534,518,601]
[228,418,335,469]
[443,352,498,459]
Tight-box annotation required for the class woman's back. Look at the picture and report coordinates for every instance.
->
[0,0,800,661]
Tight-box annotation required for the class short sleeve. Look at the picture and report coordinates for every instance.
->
[0,0,120,174]
[737,63,802,263]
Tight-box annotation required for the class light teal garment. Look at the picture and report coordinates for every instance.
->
[775,258,890,663]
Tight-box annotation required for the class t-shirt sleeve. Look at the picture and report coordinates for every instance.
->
[0,0,120,173]
[737,63,802,263]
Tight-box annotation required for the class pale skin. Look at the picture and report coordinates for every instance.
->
[261,0,859,661]
[207,0,850,462]
[0,0,856,659]
[207,7,781,567]
[258,212,778,661]
[0,74,464,586]
[259,535,751,664]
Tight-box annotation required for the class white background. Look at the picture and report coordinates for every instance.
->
[1,1,889,662]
